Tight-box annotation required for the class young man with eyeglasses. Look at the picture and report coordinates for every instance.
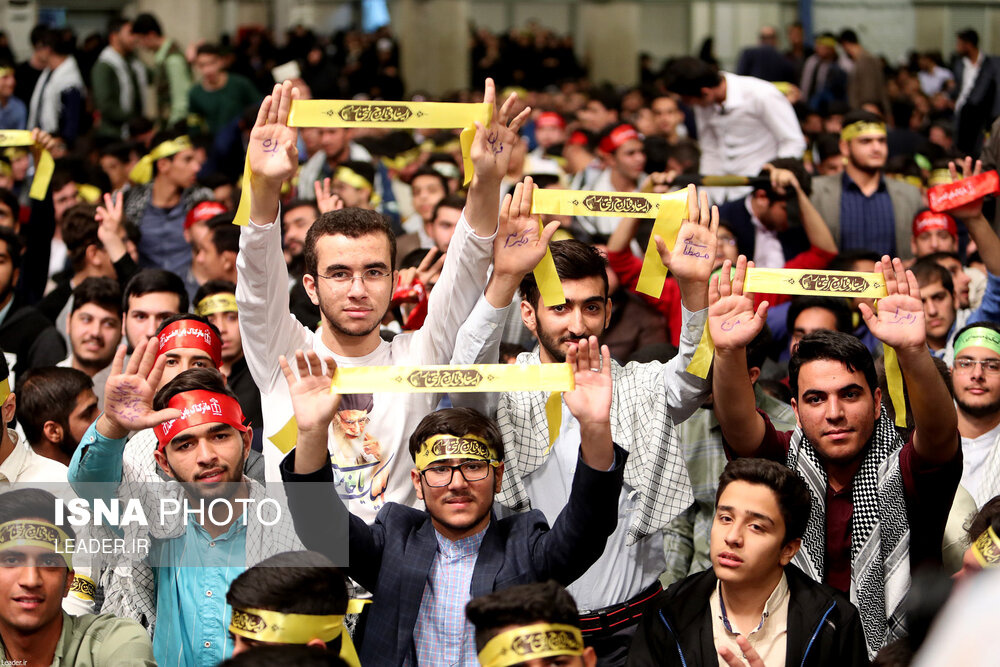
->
[950,323,1000,506]
[238,79,533,520]
[278,337,625,667]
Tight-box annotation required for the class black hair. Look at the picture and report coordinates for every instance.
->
[194,280,237,307]
[107,16,131,37]
[303,209,396,277]
[715,458,812,544]
[218,646,347,667]
[409,167,449,195]
[466,581,581,652]
[123,269,189,314]
[29,25,51,49]
[15,367,93,446]
[196,43,225,58]
[430,194,466,223]
[957,29,979,48]
[664,57,723,97]
[827,250,881,273]
[131,13,163,36]
[0,488,77,544]
[815,134,842,162]
[155,312,222,342]
[0,226,21,270]
[527,174,561,190]
[100,142,136,163]
[71,276,123,317]
[153,367,238,411]
[227,550,348,615]
[841,109,883,130]
[519,240,608,309]
[910,257,955,294]
[966,496,1000,544]
[786,296,854,337]
[407,407,504,464]
[61,204,101,272]
[746,325,773,371]
[789,330,878,399]
[587,86,621,113]
[206,214,240,255]
[839,29,859,45]
[337,160,376,187]
[0,188,20,223]
[284,199,320,219]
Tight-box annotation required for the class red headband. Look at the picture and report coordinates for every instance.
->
[912,210,957,238]
[567,131,590,147]
[536,112,566,130]
[157,320,223,368]
[156,390,247,451]
[184,201,228,231]
[598,124,640,154]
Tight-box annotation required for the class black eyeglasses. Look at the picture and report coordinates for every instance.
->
[419,460,498,487]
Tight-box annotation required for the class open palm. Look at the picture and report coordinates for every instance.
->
[103,338,181,433]
[469,78,531,183]
[562,337,613,425]
[658,185,719,285]
[280,350,342,434]
[494,177,560,278]
[247,81,300,183]
[860,256,926,351]
[708,257,768,350]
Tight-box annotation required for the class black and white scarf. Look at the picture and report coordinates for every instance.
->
[786,409,909,658]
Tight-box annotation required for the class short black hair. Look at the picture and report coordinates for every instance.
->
[786,296,854,337]
[107,16,131,37]
[15,367,93,446]
[789,330,878,399]
[0,226,22,271]
[194,279,237,307]
[409,167,449,196]
[664,57,723,97]
[218,646,347,667]
[61,204,101,272]
[746,325,773,371]
[71,276,123,317]
[284,199,320,219]
[337,160,376,187]
[966,496,1000,544]
[303,209,396,277]
[195,43,225,58]
[827,250,881,273]
[839,29,859,45]
[587,86,621,113]
[715,458,812,544]
[123,269,189,314]
[30,25,51,48]
[957,29,979,48]
[519,240,608,309]
[0,188,20,223]
[206,214,240,255]
[131,13,163,36]
[466,581,580,652]
[430,194,465,222]
[407,407,504,464]
[910,257,955,294]
[814,133,842,162]
[153,367,238,411]
[0,488,77,545]
[100,142,136,163]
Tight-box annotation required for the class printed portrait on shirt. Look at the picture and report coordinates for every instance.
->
[331,393,390,507]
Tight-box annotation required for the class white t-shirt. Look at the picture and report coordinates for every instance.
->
[961,421,1000,502]
[0,431,68,485]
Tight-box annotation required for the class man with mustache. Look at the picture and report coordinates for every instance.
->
[58,277,122,407]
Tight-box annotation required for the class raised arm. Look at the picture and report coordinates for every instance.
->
[563,337,615,469]
[248,81,300,226]
[710,257,770,455]
[948,158,1000,276]
[655,184,719,312]
[859,257,959,464]
[763,163,837,255]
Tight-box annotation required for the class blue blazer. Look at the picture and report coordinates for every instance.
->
[718,197,810,265]
[281,445,628,667]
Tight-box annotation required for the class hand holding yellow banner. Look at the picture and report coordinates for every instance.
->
[530,189,688,297]
[0,130,53,200]
[330,363,574,394]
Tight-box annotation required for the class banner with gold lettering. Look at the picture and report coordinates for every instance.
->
[330,364,574,394]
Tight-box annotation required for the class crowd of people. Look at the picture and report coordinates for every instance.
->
[3,10,1000,667]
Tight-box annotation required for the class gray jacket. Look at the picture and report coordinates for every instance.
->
[810,173,922,259]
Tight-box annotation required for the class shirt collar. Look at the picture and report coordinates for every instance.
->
[155,39,173,63]
[842,170,887,193]
[717,572,789,634]
[434,523,488,557]
[0,432,27,482]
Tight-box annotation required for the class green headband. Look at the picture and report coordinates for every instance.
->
[954,327,1000,356]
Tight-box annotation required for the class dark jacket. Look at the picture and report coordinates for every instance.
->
[0,298,67,377]
[281,445,627,667]
[718,197,809,264]
[951,55,1000,154]
[626,564,868,667]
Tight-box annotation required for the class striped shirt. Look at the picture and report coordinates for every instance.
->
[408,526,487,666]
[839,172,896,255]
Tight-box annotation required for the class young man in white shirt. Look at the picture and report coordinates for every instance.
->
[951,323,1000,506]
[238,79,530,521]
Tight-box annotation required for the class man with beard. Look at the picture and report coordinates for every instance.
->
[15,367,96,466]
[949,322,1000,507]
[68,343,303,666]
[281,199,323,328]
[121,269,187,352]
[449,184,716,665]
[58,277,122,406]
[810,111,922,259]
[709,255,961,657]
[238,79,531,520]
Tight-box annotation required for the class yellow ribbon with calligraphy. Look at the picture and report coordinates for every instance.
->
[530,188,689,297]
[478,622,585,667]
[972,525,1000,567]
[228,606,360,667]
[0,130,53,200]
[330,363,574,394]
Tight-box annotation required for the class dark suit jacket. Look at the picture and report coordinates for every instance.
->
[951,55,1000,154]
[281,445,627,667]
[718,197,809,264]
[736,46,796,83]
[627,564,869,667]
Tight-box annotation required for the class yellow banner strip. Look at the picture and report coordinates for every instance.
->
[534,220,565,306]
[530,188,688,298]
[686,323,715,379]
[330,363,575,394]
[882,343,907,429]
[743,268,888,299]
[234,101,491,225]
[545,391,562,452]
[0,130,53,200]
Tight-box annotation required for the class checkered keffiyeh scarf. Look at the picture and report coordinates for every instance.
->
[496,352,693,545]
[786,410,909,658]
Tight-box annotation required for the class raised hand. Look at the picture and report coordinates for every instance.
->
[718,636,765,667]
[29,127,59,156]
[947,156,985,221]
[469,78,531,184]
[98,338,182,439]
[639,171,677,194]
[493,177,560,279]
[314,177,345,214]
[95,191,128,261]
[762,162,800,197]
[708,256,769,351]
[248,81,300,185]
[657,185,720,288]
[562,336,613,427]
[279,350,342,435]
[859,256,925,352]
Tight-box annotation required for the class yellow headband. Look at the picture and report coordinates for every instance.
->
[0,377,9,404]
[972,526,1000,567]
[381,146,422,171]
[334,166,373,192]
[0,519,73,568]
[840,121,886,143]
[195,293,238,316]
[816,36,839,49]
[229,606,344,644]
[0,130,54,200]
[928,169,952,187]
[414,433,497,470]
[0,68,12,77]
[129,135,193,185]
[478,623,585,667]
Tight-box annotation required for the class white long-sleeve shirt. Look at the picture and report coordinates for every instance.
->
[236,210,495,522]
